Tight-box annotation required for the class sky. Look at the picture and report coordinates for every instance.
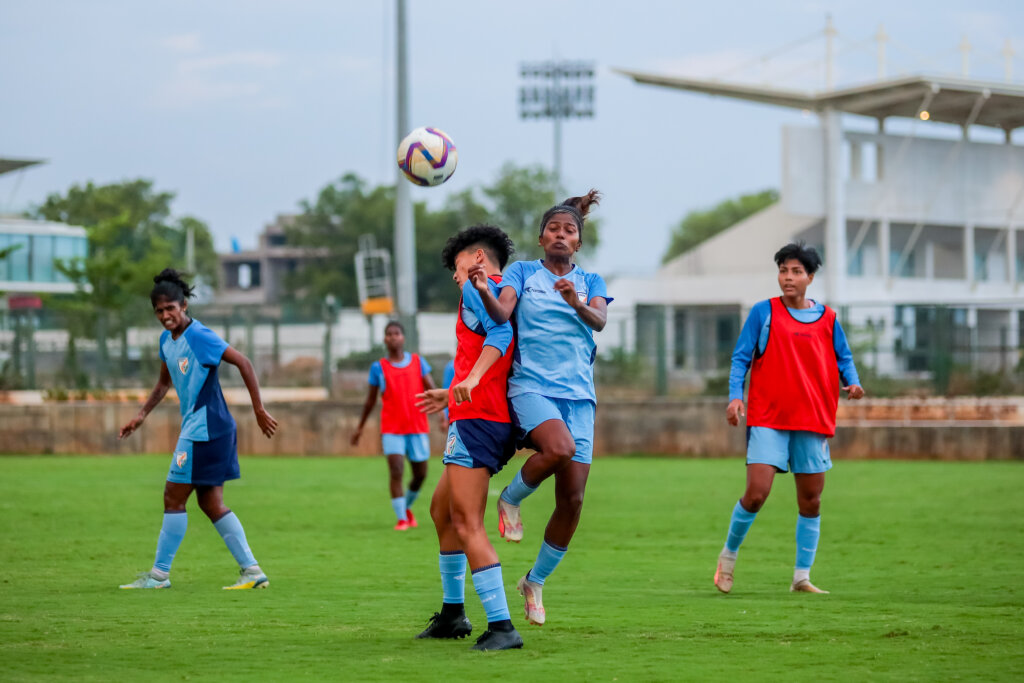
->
[1,0,1022,278]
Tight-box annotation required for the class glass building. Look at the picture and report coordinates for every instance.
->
[0,217,88,294]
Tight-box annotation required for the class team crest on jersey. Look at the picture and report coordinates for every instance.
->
[178,358,189,374]
[576,290,588,303]
[445,434,456,455]
[174,450,188,467]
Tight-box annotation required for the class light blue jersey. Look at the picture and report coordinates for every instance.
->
[159,319,235,441]
[499,260,611,403]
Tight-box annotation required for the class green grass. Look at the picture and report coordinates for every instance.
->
[1,455,1022,681]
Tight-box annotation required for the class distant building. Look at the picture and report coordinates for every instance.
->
[609,72,1024,378]
[216,214,328,310]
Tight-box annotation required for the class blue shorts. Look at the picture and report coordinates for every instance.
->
[381,433,430,463]
[167,431,239,486]
[510,393,595,464]
[442,419,515,475]
[746,427,832,474]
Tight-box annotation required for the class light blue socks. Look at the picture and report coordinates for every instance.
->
[213,511,258,569]
[439,551,466,604]
[471,564,511,623]
[501,470,539,506]
[725,500,758,554]
[153,510,187,574]
[527,540,567,585]
[390,496,407,522]
[405,488,421,510]
[795,514,821,570]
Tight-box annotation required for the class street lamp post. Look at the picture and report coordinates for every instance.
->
[519,61,595,190]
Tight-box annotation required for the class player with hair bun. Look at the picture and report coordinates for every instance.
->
[473,190,611,627]
[714,241,863,595]
[118,268,277,590]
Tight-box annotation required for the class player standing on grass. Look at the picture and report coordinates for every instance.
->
[473,190,610,627]
[118,269,277,590]
[351,321,436,531]
[715,242,863,595]
[414,225,523,651]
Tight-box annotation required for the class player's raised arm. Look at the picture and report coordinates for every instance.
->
[119,361,172,439]
[469,262,517,324]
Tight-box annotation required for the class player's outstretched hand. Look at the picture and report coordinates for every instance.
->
[255,407,277,438]
[119,414,144,440]
[451,377,479,405]
[553,278,579,307]
[350,426,363,447]
[843,384,865,400]
[468,264,490,293]
[416,388,449,415]
[726,399,745,426]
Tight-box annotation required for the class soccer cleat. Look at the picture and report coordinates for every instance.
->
[406,509,418,528]
[394,519,411,531]
[714,550,736,594]
[497,492,523,543]
[119,571,171,589]
[790,579,829,594]
[223,566,269,590]
[471,627,524,651]
[416,611,473,639]
[517,575,546,626]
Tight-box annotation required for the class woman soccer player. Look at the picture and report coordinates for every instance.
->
[473,190,610,626]
[715,242,864,595]
[351,321,436,530]
[118,269,277,590]
[415,225,523,651]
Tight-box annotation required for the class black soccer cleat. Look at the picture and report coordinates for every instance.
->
[416,611,473,639]
[471,627,524,651]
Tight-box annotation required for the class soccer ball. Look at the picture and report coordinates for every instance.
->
[396,127,458,186]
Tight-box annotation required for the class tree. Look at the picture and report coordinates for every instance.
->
[29,179,218,385]
[662,189,778,264]
[285,163,572,313]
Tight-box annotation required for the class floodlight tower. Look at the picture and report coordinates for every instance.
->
[393,0,417,349]
[519,61,596,189]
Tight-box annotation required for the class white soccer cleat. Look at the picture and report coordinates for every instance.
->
[119,571,171,590]
[790,578,829,594]
[497,492,524,543]
[517,575,546,626]
[223,566,269,590]
[714,550,736,594]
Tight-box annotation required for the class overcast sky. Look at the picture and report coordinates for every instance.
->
[1,0,1021,277]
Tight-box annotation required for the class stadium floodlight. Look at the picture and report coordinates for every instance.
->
[518,60,596,188]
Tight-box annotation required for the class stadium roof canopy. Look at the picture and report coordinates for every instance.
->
[613,70,1024,133]
[0,158,44,176]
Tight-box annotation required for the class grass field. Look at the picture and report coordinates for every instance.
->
[1,455,1022,681]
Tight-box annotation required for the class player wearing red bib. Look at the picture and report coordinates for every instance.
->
[415,225,523,651]
[715,242,864,595]
[352,321,436,530]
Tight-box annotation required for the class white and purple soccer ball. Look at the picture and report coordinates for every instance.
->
[396,126,458,187]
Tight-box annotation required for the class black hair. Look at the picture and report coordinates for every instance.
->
[384,320,404,334]
[150,268,194,306]
[441,224,516,271]
[773,241,822,275]
[539,189,601,243]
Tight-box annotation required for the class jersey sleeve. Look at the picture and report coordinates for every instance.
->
[462,280,513,351]
[498,261,526,297]
[442,360,455,388]
[368,361,383,387]
[832,318,861,387]
[586,272,613,305]
[158,330,170,362]
[188,324,229,366]
[729,300,771,402]
[419,355,432,376]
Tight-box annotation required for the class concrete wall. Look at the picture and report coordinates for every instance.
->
[2,398,1022,460]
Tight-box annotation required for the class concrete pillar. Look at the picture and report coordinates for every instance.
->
[664,305,676,370]
[823,109,847,305]
[1008,227,1018,286]
[684,308,698,373]
[964,223,975,284]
